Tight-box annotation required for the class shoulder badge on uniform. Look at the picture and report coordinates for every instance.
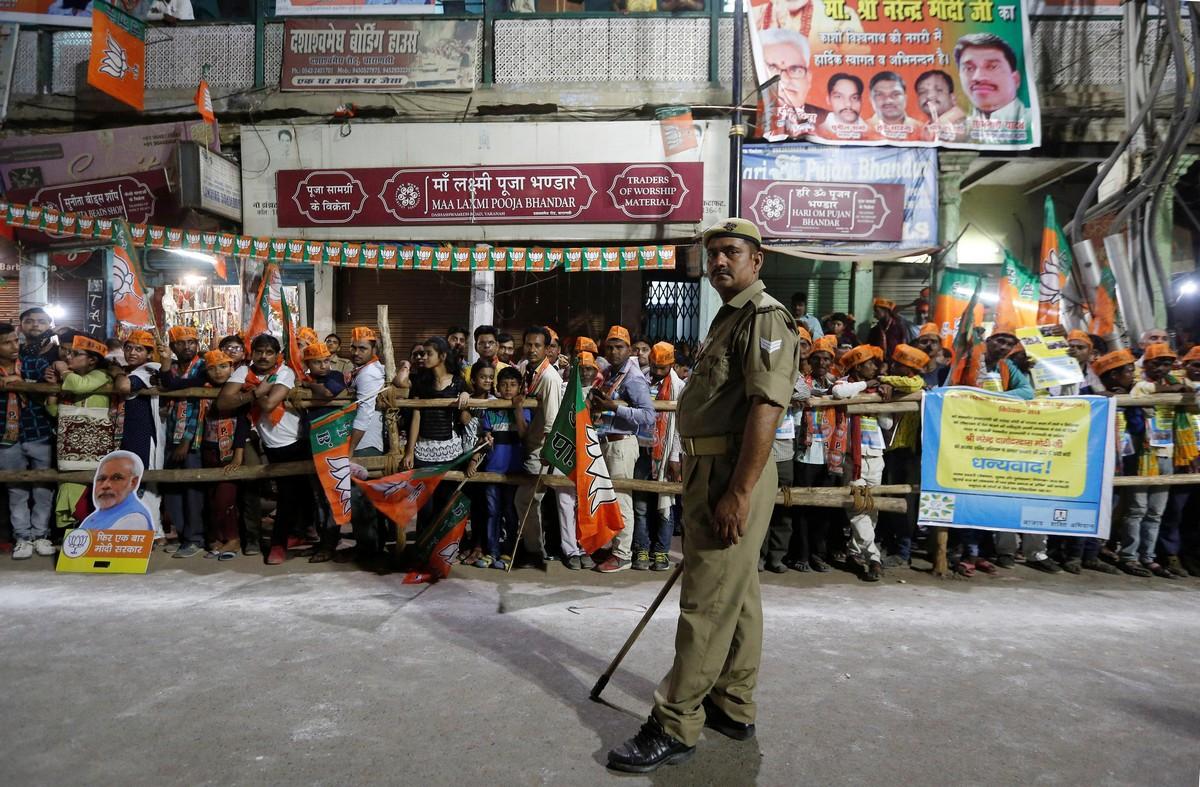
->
[759,337,782,354]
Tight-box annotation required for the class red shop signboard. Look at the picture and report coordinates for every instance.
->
[275,163,704,227]
[741,180,905,242]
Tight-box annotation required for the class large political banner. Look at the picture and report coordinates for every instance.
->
[918,387,1115,537]
[749,0,1040,150]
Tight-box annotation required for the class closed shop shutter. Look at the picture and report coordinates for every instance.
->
[495,270,628,342]
[759,253,852,320]
[874,261,934,315]
[0,277,18,323]
[50,275,87,335]
[335,269,471,359]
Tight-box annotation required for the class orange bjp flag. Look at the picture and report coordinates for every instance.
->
[195,80,215,124]
[87,1,145,112]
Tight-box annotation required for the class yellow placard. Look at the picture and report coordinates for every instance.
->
[935,389,1090,498]
[1015,327,1085,390]
[56,529,153,574]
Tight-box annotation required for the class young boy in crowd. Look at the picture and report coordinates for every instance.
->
[460,360,496,565]
[831,344,907,582]
[879,344,930,567]
[299,342,347,562]
[159,326,207,557]
[475,366,528,570]
[0,322,56,559]
[790,334,839,573]
[199,350,249,561]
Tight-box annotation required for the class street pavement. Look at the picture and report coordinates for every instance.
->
[2,551,1198,786]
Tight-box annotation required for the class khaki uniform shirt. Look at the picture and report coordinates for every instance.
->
[677,279,800,439]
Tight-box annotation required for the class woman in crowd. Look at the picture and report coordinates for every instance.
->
[404,336,470,534]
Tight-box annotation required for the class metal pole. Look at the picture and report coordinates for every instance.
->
[729,0,745,216]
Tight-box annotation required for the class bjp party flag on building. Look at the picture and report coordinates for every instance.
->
[87,1,145,111]
[109,219,156,331]
[542,360,624,555]
[195,79,215,124]
[402,490,471,585]
[994,250,1040,334]
[309,402,357,527]
[1037,196,1074,326]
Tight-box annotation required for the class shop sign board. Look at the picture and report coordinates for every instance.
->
[741,144,935,252]
[177,142,242,222]
[275,163,704,227]
[7,168,173,244]
[281,19,478,91]
[275,0,435,15]
[742,180,903,241]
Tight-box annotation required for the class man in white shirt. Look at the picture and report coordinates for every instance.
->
[218,334,308,565]
[347,326,387,559]
[513,326,563,567]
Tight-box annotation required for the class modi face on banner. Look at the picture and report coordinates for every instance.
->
[80,450,154,531]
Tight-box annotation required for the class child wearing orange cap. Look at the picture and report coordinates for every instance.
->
[877,344,930,568]
[298,342,350,562]
[633,342,684,572]
[830,344,892,581]
[199,350,250,560]
[159,325,209,558]
[120,330,163,472]
[790,335,839,573]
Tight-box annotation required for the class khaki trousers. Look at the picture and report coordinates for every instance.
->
[652,452,776,746]
[602,436,639,560]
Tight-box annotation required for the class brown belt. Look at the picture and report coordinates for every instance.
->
[599,434,630,443]
[681,435,732,456]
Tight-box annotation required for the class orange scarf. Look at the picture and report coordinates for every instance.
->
[524,357,550,396]
[351,356,380,382]
[652,372,673,465]
[243,360,286,426]
[0,358,21,444]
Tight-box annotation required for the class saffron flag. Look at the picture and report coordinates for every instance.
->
[245,262,303,374]
[195,79,215,124]
[402,490,471,585]
[949,276,984,387]
[994,250,1040,334]
[352,454,467,530]
[1037,196,1073,326]
[279,281,305,377]
[110,219,156,331]
[87,1,145,111]
[1090,258,1118,338]
[541,360,624,554]
[932,268,984,351]
[309,402,358,527]
[656,106,699,157]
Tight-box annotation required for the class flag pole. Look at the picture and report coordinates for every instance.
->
[590,561,683,702]
[404,444,489,554]
[505,475,544,573]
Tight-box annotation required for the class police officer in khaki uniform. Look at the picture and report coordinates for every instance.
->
[608,218,800,773]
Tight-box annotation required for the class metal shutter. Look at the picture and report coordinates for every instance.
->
[759,252,852,318]
[0,277,17,323]
[336,269,472,359]
[874,261,934,313]
[494,270,627,342]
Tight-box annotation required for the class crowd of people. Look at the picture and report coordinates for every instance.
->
[2,298,1199,583]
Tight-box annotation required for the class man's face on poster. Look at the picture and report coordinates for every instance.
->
[828,78,862,123]
[959,45,1020,113]
[95,457,139,511]
[917,73,956,120]
[871,79,907,123]
[764,41,812,108]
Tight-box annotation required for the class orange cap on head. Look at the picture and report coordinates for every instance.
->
[546,327,560,344]
[872,297,896,311]
[72,335,108,357]
[1143,343,1177,363]
[892,344,930,371]
[168,325,198,343]
[297,327,319,345]
[1093,349,1135,376]
[796,325,812,343]
[351,326,377,343]
[1182,346,1200,363]
[650,341,675,367]
[918,322,940,338]
[575,336,598,354]
[302,343,331,361]
[606,326,631,345]
[203,349,233,367]
[1067,329,1093,348]
[812,335,837,355]
[125,329,156,349]
[577,351,598,369]
[841,344,884,370]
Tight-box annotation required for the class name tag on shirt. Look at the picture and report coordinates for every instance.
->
[775,411,796,440]
[861,417,885,451]
[978,371,1003,393]
[1149,407,1174,448]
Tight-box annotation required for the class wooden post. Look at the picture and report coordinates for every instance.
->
[377,304,396,383]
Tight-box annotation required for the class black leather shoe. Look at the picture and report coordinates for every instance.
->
[607,717,695,773]
[702,696,756,741]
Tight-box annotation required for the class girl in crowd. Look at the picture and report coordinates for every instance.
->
[404,336,470,535]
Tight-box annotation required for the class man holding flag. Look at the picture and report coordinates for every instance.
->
[608,218,799,774]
